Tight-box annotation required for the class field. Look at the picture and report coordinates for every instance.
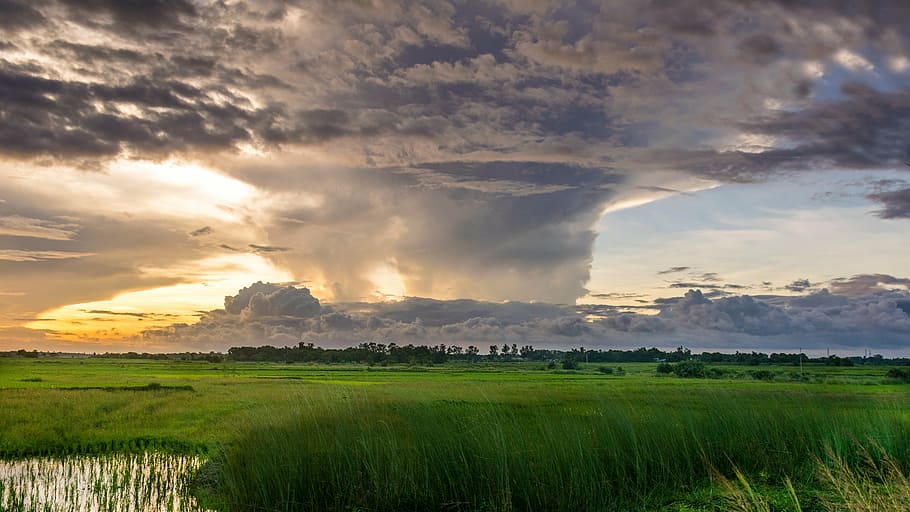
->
[1,357,908,511]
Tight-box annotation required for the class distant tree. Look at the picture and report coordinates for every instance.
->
[561,355,580,370]
[489,345,499,359]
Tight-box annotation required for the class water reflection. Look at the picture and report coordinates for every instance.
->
[0,452,211,512]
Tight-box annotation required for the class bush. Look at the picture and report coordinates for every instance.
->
[885,368,910,382]
[656,362,673,374]
[598,366,614,374]
[561,358,580,371]
[748,370,775,381]
[672,360,706,378]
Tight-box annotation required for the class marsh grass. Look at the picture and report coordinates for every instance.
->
[203,387,909,511]
[817,443,910,511]
[713,444,910,512]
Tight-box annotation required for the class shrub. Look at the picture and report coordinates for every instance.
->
[885,368,910,382]
[749,370,775,381]
[672,360,706,378]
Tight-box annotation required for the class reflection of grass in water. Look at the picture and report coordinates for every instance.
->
[204,387,909,511]
[0,452,208,512]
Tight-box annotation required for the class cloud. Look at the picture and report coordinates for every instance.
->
[223,281,322,319]
[249,244,291,253]
[0,249,96,262]
[189,226,213,237]
[868,187,910,219]
[139,282,910,353]
[660,289,793,336]
[58,0,197,29]
[0,215,79,240]
[2,0,910,347]
[234,161,619,303]
[738,84,910,173]
[785,278,812,293]
[657,266,690,275]
[0,0,46,32]
[829,274,910,296]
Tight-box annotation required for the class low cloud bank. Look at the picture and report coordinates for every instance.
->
[140,281,910,354]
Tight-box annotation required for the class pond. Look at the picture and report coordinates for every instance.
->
[0,452,211,512]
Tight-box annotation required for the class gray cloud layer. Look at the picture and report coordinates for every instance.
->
[140,282,910,353]
[4,1,909,170]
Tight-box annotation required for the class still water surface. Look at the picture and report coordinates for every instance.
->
[0,452,210,512]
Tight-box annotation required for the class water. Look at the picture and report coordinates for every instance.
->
[0,452,211,512]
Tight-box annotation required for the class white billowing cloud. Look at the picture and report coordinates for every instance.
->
[138,282,910,354]
[225,281,322,319]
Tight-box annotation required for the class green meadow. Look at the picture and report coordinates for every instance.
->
[1,357,908,511]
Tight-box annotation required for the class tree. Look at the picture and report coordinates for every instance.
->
[488,345,499,359]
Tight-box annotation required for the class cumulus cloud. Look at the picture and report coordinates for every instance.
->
[140,282,910,353]
[223,282,321,318]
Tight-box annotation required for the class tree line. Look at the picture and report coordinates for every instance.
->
[3,346,907,366]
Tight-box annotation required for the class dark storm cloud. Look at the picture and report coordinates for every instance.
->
[868,187,910,219]
[343,296,569,327]
[0,0,46,31]
[0,60,294,160]
[3,0,909,174]
[58,0,196,29]
[245,162,617,303]
[740,85,910,172]
[141,282,910,352]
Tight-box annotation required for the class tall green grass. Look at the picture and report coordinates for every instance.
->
[202,387,910,511]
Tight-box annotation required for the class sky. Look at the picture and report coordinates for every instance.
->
[0,0,908,355]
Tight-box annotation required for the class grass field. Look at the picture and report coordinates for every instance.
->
[1,357,908,511]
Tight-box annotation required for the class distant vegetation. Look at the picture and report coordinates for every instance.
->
[7,343,896,367]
